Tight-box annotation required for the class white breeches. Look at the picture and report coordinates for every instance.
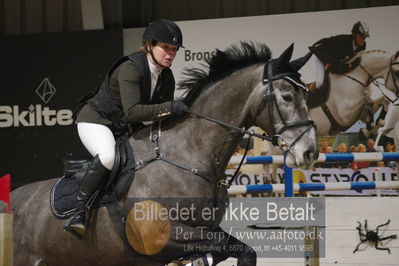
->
[315,56,325,89]
[77,122,115,170]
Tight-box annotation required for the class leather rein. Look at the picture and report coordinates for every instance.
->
[343,55,399,105]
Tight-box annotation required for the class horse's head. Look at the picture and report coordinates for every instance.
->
[385,50,399,97]
[179,42,318,169]
[247,44,318,169]
[349,50,399,99]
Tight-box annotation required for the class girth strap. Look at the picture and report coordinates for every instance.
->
[102,192,126,239]
[321,103,349,135]
[102,192,139,257]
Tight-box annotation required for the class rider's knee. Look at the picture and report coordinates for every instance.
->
[97,152,115,170]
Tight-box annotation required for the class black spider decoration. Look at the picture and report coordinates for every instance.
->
[353,219,397,254]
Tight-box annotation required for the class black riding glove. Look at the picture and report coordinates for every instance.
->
[171,101,188,115]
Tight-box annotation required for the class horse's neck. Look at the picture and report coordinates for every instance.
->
[180,67,260,168]
[357,51,391,78]
[325,51,391,125]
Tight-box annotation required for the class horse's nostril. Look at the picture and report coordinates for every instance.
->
[314,150,319,160]
[313,147,319,160]
[303,148,316,164]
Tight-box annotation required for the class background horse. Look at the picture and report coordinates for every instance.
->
[376,102,399,151]
[11,42,318,266]
[263,50,399,184]
[374,50,399,174]
[308,49,399,136]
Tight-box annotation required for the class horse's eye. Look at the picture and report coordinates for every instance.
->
[282,94,293,102]
[394,70,399,78]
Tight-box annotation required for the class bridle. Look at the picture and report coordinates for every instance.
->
[186,60,316,185]
[188,61,315,147]
[343,55,399,105]
[258,60,315,151]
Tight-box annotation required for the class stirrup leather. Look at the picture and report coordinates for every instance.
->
[63,210,87,239]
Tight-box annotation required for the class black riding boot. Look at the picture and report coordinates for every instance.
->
[64,155,110,238]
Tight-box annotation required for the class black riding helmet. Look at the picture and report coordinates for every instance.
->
[352,21,370,38]
[143,19,184,48]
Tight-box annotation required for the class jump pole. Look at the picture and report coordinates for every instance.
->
[228,152,399,195]
[228,181,399,194]
[287,152,397,198]
[0,213,13,266]
[228,152,399,165]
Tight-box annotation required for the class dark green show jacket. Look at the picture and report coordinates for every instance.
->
[75,51,175,131]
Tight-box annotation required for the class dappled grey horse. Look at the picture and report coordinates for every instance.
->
[11,42,318,266]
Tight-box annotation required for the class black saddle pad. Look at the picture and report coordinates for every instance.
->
[50,175,80,218]
[50,135,135,219]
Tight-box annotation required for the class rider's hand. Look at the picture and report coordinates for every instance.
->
[171,100,188,115]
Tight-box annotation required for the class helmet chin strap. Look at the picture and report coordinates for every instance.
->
[148,46,172,69]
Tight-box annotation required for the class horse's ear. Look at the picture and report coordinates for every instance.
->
[290,51,313,71]
[275,43,294,66]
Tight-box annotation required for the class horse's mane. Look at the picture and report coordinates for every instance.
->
[178,42,272,107]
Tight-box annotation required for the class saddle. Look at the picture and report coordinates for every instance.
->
[50,134,136,219]
[306,70,331,109]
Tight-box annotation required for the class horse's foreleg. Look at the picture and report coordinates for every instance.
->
[160,223,257,265]
[226,232,256,266]
[263,164,271,184]
[209,227,256,266]
[273,165,279,184]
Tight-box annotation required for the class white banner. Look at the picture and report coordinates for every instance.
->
[124,5,399,94]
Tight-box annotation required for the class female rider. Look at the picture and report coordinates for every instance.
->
[65,19,188,237]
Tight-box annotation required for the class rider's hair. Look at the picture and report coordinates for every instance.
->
[139,40,157,53]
